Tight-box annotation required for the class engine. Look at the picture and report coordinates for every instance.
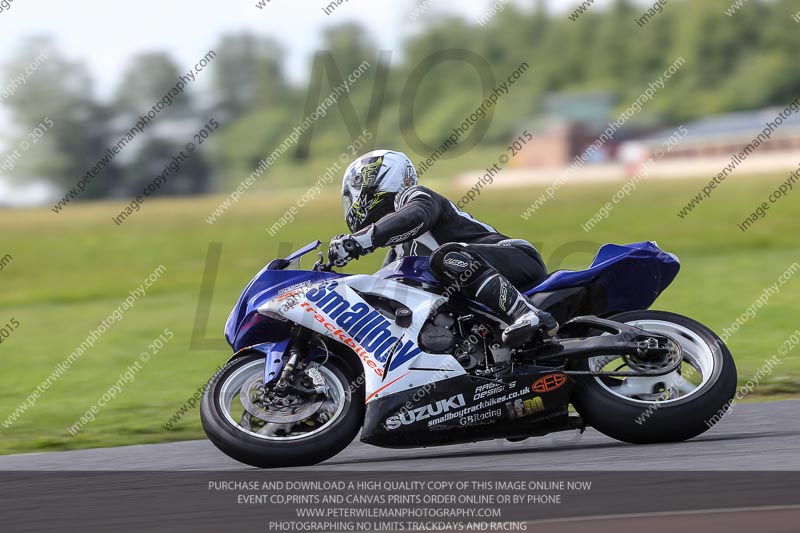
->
[418,311,511,373]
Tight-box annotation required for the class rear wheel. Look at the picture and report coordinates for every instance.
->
[571,310,737,444]
[201,352,364,468]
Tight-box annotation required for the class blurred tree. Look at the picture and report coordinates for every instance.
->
[398,17,497,156]
[294,24,383,160]
[120,137,211,196]
[746,0,800,107]
[539,13,597,91]
[114,52,190,118]
[587,0,636,92]
[212,33,287,120]
[111,51,212,196]
[321,23,377,85]
[210,106,296,188]
[2,37,119,199]
[628,2,675,85]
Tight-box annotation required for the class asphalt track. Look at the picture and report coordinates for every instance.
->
[1,400,798,471]
[1,400,798,532]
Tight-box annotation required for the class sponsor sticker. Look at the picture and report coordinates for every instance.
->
[532,373,567,393]
[277,281,313,295]
[459,408,502,426]
[473,381,516,401]
[385,394,466,430]
[505,397,544,419]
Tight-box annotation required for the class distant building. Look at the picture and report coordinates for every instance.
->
[624,107,800,159]
[514,91,645,167]
[515,118,606,167]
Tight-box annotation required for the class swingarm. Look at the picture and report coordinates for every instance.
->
[517,316,683,377]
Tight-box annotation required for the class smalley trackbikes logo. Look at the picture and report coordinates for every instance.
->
[282,281,423,377]
[385,394,466,430]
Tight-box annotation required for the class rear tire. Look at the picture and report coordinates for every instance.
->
[571,310,737,444]
[201,353,364,468]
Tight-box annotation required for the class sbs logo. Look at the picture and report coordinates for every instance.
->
[532,373,567,393]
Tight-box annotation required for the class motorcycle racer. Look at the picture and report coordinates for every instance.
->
[328,149,558,347]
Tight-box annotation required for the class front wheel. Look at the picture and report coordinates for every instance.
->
[200,353,364,468]
[571,310,737,444]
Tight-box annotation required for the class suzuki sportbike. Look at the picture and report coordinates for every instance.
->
[200,240,737,467]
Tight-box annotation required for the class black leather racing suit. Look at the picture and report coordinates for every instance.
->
[356,185,548,320]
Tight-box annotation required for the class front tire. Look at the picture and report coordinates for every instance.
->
[200,353,364,468]
[571,310,737,444]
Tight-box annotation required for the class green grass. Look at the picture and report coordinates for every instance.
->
[0,171,798,455]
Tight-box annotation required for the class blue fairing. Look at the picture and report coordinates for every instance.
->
[225,265,343,351]
[375,241,680,314]
[525,241,680,311]
[374,256,443,287]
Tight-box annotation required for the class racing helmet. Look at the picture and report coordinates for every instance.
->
[341,150,418,233]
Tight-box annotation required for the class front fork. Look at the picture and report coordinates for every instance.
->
[270,327,327,400]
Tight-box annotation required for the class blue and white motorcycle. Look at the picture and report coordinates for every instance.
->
[200,240,737,468]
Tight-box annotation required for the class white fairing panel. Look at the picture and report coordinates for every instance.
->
[258,275,466,402]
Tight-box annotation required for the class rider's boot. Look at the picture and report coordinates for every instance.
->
[471,270,559,347]
[501,290,559,347]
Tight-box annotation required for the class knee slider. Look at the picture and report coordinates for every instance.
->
[430,243,477,281]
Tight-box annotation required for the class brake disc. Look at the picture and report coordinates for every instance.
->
[239,372,324,424]
[565,335,683,377]
[626,335,683,373]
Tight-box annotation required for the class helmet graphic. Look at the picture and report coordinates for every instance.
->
[341,150,418,233]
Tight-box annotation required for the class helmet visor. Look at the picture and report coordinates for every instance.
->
[342,191,353,219]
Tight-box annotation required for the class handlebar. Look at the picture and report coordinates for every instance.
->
[311,237,359,272]
[312,251,334,272]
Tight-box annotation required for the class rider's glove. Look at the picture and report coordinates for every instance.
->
[329,235,359,267]
[328,226,375,267]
